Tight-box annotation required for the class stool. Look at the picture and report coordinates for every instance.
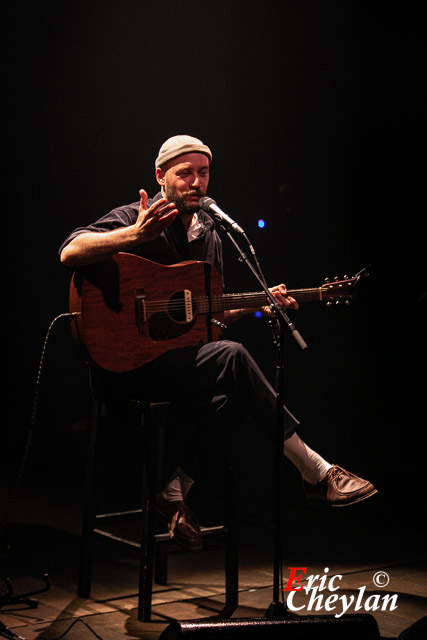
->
[77,373,239,622]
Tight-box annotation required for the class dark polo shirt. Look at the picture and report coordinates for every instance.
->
[59,192,224,282]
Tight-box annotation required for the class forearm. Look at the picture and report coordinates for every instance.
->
[60,226,140,267]
[60,193,179,268]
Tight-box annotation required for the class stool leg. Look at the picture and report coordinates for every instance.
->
[138,404,155,622]
[78,398,100,599]
[225,456,239,611]
[153,407,169,587]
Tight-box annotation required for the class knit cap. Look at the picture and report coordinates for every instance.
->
[155,135,212,169]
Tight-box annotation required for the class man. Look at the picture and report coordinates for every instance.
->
[60,135,377,551]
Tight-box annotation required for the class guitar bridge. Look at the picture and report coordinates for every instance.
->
[184,289,193,322]
[135,288,146,334]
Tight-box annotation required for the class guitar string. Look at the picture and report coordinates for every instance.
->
[142,290,327,314]
[144,288,323,307]
[144,293,322,307]
[140,288,355,316]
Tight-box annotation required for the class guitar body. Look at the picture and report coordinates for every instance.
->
[70,253,224,372]
[69,251,360,372]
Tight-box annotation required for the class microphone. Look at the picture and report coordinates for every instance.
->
[199,197,244,234]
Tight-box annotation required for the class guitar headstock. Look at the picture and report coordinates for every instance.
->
[321,275,358,306]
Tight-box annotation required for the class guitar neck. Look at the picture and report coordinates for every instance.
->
[198,287,323,314]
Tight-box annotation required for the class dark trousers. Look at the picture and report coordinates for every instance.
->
[96,339,299,480]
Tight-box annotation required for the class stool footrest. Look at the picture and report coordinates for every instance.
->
[96,508,142,519]
[92,523,230,548]
[93,528,140,548]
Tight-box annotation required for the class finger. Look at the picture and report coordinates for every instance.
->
[139,189,148,212]
[150,199,173,219]
[272,291,294,309]
[261,305,274,317]
[275,294,298,310]
[270,284,287,295]
[154,201,177,218]
[157,209,179,227]
[272,290,286,305]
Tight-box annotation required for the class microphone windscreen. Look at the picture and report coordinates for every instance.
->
[199,196,215,210]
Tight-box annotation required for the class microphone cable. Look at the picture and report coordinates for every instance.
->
[0,313,80,543]
[0,311,104,640]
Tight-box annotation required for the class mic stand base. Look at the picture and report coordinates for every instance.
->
[265,600,288,618]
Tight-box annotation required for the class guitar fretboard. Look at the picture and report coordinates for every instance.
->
[196,288,322,314]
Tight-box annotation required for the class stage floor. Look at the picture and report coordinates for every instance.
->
[1,458,426,640]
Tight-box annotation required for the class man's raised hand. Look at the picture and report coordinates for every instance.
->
[135,189,178,242]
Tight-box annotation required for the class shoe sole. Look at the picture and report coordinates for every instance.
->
[307,487,378,509]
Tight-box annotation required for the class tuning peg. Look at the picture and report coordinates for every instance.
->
[326,301,332,307]
[335,300,340,305]
[345,300,350,305]
[343,274,348,280]
[324,277,330,283]
[334,276,339,281]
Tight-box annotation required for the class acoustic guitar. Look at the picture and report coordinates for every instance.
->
[69,252,359,372]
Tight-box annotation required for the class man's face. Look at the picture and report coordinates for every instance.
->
[156,153,210,214]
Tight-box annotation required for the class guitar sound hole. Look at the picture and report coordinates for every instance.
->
[148,290,197,342]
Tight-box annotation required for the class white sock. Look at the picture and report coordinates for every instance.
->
[283,433,332,485]
[162,466,195,502]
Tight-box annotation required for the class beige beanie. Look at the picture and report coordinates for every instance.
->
[155,135,212,169]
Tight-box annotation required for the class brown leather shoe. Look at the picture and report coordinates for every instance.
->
[156,493,203,551]
[304,464,378,507]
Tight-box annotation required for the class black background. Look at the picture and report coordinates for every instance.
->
[5,1,425,521]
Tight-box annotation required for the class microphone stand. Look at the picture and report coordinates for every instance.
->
[218,224,308,618]
[159,211,379,638]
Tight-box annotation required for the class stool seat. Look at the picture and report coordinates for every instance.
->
[77,379,239,622]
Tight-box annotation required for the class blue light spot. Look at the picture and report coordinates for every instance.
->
[254,311,263,318]
[257,219,265,228]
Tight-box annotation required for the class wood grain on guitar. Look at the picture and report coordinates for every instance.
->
[69,253,359,373]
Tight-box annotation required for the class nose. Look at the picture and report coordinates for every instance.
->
[190,173,201,188]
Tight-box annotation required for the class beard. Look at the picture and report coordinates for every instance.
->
[164,181,203,214]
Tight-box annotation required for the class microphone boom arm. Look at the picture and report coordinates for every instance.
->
[199,195,308,350]
[223,227,308,350]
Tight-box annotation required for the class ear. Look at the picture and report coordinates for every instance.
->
[156,167,166,186]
